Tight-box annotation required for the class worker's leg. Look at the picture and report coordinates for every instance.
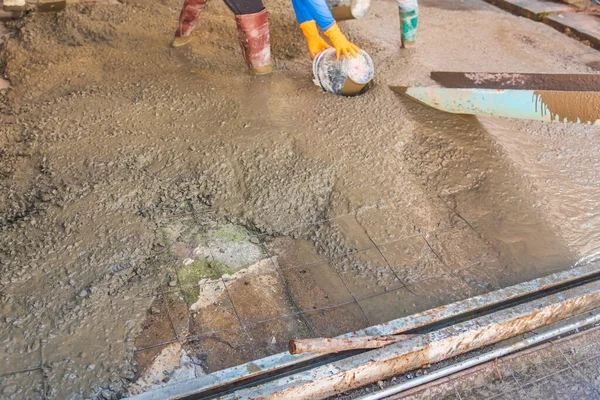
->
[173,0,208,47]
[398,0,418,48]
[223,0,272,74]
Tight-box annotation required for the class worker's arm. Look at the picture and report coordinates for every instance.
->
[291,0,334,31]
[292,0,330,58]
[292,0,360,60]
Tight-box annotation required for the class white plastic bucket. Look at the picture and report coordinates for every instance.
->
[312,48,374,96]
[326,0,371,20]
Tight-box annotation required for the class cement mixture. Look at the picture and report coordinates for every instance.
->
[1,0,600,398]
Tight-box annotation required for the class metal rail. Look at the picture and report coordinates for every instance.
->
[430,72,600,91]
[127,262,600,400]
[221,278,600,399]
[358,310,600,400]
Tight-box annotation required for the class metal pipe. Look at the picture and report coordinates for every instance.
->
[358,311,600,400]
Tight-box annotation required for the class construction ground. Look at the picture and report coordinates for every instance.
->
[1,0,600,398]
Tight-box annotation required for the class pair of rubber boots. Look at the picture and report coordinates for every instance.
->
[173,0,272,75]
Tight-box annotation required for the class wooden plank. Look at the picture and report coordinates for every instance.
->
[430,72,600,91]
[544,12,600,49]
[483,0,579,20]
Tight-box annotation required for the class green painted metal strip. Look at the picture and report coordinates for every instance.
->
[392,86,600,125]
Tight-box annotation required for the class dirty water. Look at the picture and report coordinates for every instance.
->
[1,0,600,398]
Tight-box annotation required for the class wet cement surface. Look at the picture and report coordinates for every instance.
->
[1,0,600,398]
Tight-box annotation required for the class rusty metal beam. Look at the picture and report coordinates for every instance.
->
[481,0,579,21]
[430,72,600,91]
[360,315,600,400]
[127,262,600,400]
[221,279,600,399]
[544,12,600,50]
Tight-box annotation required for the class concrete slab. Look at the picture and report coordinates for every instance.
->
[483,0,579,20]
[544,12,600,49]
[0,77,9,90]
[2,0,24,12]
[0,9,21,20]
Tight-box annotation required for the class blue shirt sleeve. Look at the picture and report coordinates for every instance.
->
[292,0,335,31]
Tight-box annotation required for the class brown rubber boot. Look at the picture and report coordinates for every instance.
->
[235,9,273,75]
[173,0,208,47]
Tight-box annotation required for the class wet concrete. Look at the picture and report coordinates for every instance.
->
[0,0,599,398]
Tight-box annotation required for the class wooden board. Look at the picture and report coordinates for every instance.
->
[544,12,600,49]
[483,0,579,20]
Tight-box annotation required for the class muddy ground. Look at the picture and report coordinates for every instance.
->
[1,0,600,398]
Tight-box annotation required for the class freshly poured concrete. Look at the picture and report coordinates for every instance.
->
[1,0,600,398]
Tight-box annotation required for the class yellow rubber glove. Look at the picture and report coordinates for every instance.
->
[324,22,360,60]
[299,20,331,58]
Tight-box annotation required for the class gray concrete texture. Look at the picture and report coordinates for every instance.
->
[1,0,600,398]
